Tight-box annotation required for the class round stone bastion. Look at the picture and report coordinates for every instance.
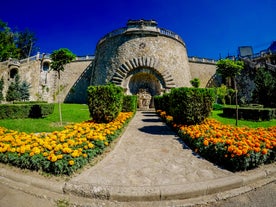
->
[90,19,192,97]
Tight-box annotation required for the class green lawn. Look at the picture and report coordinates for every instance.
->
[210,110,276,128]
[0,104,90,133]
[0,105,275,133]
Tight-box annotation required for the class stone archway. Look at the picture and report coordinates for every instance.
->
[110,56,176,90]
[128,71,162,108]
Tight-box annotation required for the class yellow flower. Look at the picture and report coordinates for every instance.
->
[68,160,74,165]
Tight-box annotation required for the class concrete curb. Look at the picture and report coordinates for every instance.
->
[0,167,64,194]
[63,163,276,202]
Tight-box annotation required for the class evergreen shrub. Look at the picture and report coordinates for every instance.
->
[154,93,171,112]
[0,103,54,119]
[87,84,124,123]
[223,106,276,121]
[163,87,215,125]
[122,95,137,112]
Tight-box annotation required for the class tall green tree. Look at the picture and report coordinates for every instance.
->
[0,19,38,61]
[6,75,21,102]
[20,80,31,101]
[50,48,76,125]
[16,29,38,59]
[216,59,244,126]
[0,20,18,61]
[253,67,276,107]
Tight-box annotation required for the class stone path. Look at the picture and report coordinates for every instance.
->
[65,111,236,200]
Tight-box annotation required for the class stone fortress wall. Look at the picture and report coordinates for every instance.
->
[0,20,217,104]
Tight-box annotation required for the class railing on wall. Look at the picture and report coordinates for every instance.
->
[0,53,94,67]
[188,56,217,64]
[97,26,185,46]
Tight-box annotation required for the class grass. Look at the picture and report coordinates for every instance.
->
[210,110,276,128]
[0,104,275,133]
[0,104,90,133]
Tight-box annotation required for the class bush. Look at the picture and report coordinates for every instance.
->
[223,106,276,121]
[154,93,171,112]
[122,95,137,112]
[213,103,224,110]
[0,103,55,119]
[168,88,215,125]
[87,84,124,123]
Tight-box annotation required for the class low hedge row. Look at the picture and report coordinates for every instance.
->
[223,106,276,121]
[0,103,55,119]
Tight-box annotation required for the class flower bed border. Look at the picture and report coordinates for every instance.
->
[156,110,276,172]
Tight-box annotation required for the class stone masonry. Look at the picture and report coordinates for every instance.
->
[0,20,217,104]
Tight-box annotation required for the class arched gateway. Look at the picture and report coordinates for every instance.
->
[90,19,192,108]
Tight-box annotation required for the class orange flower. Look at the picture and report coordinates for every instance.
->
[203,140,209,146]
[261,148,268,155]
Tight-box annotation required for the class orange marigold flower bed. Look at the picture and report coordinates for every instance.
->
[157,110,276,171]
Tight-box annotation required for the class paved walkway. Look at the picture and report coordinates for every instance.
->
[64,111,275,201]
[1,110,275,206]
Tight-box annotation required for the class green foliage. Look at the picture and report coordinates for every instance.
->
[0,20,18,61]
[253,67,276,108]
[0,103,54,119]
[50,48,76,79]
[213,103,224,110]
[155,88,215,125]
[122,95,137,112]
[153,93,171,112]
[190,78,200,88]
[6,75,21,102]
[0,19,38,61]
[210,110,276,128]
[16,29,38,59]
[87,84,124,123]
[19,80,30,101]
[0,77,4,102]
[5,75,30,102]
[216,84,228,104]
[168,88,215,125]
[222,105,276,121]
[216,59,244,78]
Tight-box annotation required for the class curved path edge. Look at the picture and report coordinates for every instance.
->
[62,163,276,202]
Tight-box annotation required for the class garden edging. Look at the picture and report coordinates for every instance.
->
[62,163,276,202]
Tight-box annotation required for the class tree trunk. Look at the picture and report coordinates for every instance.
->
[234,77,238,126]
[58,71,62,126]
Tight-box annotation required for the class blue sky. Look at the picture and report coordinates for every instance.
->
[1,0,275,59]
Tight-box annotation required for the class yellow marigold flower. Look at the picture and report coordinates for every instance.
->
[57,154,63,159]
[51,155,58,162]
[71,150,79,158]
[88,143,94,149]
[104,141,109,146]
[68,160,74,166]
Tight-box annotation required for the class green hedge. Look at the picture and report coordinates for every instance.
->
[169,88,215,125]
[0,103,54,119]
[154,88,215,125]
[223,106,276,121]
[87,84,124,123]
[122,95,137,112]
[154,93,171,112]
